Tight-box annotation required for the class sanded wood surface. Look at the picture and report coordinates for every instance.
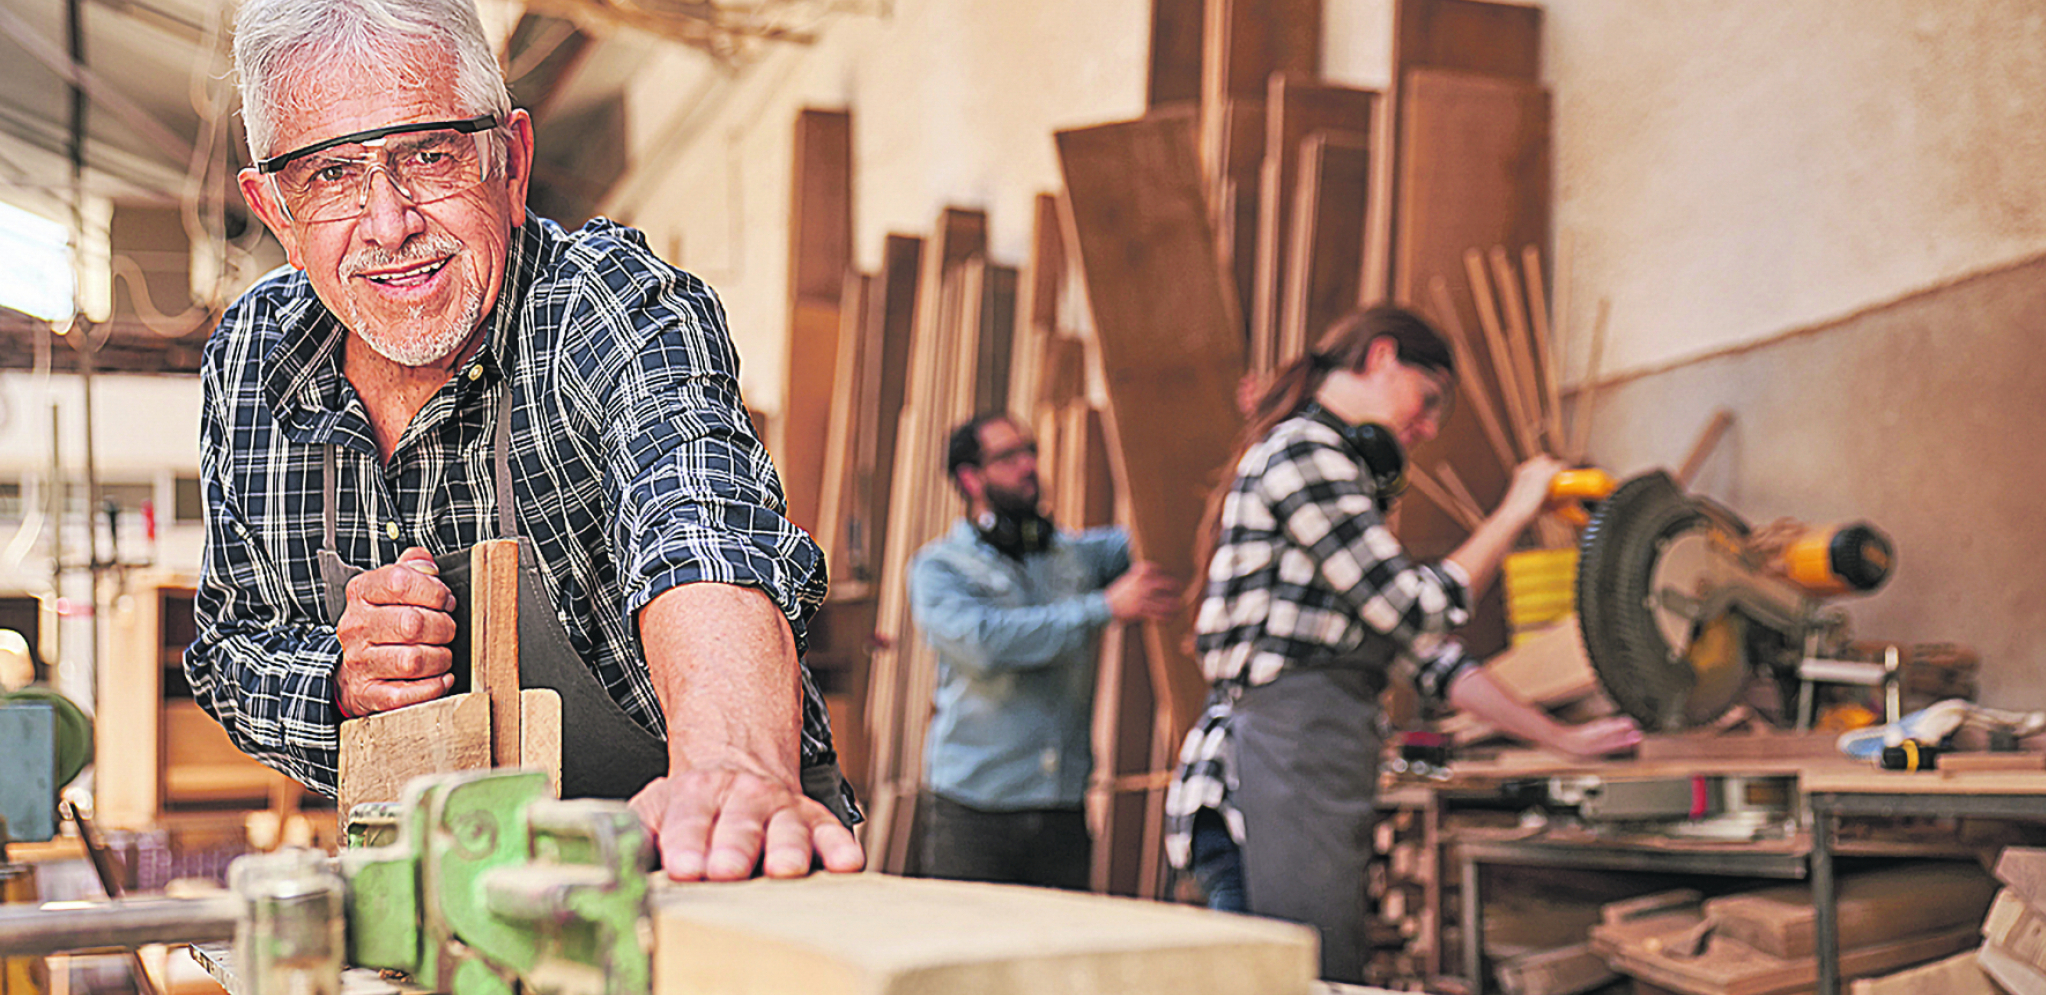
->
[652,874,1317,995]
[471,538,521,769]
[519,688,562,797]
[337,692,490,815]
[1057,112,1246,739]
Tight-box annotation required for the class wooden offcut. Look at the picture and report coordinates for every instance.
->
[652,874,1318,995]
[1847,947,1997,995]
[1057,112,1246,742]
[337,692,490,816]
[471,538,521,769]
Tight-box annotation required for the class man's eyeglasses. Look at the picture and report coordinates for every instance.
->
[258,115,498,224]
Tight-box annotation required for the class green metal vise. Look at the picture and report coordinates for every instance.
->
[236,769,651,995]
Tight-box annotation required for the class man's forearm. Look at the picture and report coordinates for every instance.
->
[637,583,803,781]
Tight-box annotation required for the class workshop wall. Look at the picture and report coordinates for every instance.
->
[609,0,1151,416]
[1578,252,2046,707]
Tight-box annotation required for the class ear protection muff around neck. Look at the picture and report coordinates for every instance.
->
[976,507,1058,560]
[1301,402,1407,509]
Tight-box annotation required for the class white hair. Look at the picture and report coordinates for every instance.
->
[235,0,512,163]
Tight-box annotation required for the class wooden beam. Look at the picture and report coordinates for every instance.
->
[780,108,855,532]
[1252,77,1375,368]
[471,538,522,770]
[1278,132,1371,364]
[1056,113,1246,741]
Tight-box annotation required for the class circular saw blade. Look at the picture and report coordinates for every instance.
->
[1576,470,1752,731]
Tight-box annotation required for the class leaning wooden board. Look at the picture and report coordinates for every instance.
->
[652,874,1317,995]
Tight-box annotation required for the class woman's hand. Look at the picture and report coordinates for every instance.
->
[1496,455,1569,527]
[1551,715,1645,760]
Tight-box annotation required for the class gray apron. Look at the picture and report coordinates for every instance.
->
[1230,656,1389,984]
[317,393,857,823]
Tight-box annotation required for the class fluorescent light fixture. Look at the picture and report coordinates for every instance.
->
[0,201,75,321]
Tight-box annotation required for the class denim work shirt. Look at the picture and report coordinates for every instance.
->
[909,520,1132,810]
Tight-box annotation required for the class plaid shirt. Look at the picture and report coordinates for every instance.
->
[1164,409,1475,868]
[187,213,842,801]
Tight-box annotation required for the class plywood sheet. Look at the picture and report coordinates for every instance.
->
[1056,112,1246,736]
[652,874,1317,995]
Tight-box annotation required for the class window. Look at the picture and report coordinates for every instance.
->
[0,201,74,321]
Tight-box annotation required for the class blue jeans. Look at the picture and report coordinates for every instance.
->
[1188,808,1247,912]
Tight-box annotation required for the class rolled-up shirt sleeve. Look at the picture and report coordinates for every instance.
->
[185,355,346,796]
[584,254,827,651]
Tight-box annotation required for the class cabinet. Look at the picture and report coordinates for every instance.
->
[96,575,302,832]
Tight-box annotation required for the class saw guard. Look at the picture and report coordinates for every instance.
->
[1576,471,1757,731]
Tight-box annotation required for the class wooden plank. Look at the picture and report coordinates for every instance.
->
[1389,68,1549,656]
[1278,132,1371,364]
[780,108,855,531]
[814,271,874,595]
[1978,939,2046,995]
[973,265,1019,414]
[1252,77,1375,367]
[471,538,521,769]
[1202,98,1263,347]
[865,235,925,589]
[1704,863,1997,960]
[1494,942,1615,995]
[1367,0,1543,307]
[519,688,562,797]
[1994,848,2046,911]
[1847,947,1996,995]
[1634,731,1845,763]
[651,874,1317,995]
[337,693,490,816]
[1602,920,1978,995]
[1146,0,1203,108]
[1057,113,1247,741]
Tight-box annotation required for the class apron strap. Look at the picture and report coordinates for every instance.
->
[322,442,340,553]
[493,388,517,540]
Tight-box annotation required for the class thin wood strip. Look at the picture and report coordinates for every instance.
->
[1433,461,1487,526]
[1568,298,1611,463]
[1426,275,1518,470]
[1487,245,1544,452]
[813,271,872,593]
[1463,250,1537,460]
[472,538,522,770]
[1675,409,1735,488]
[1407,466,1483,531]
[1522,244,1565,453]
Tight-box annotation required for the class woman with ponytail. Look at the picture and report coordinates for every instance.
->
[1163,305,1640,983]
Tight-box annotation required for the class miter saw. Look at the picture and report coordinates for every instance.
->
[1567,469,1898,733]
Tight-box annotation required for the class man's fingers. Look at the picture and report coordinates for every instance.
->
[348,673,455,714]
[352,643,455,681]
[654,789,719,881]
[760,808,817,878]
[348,561,456,612]
[810,815,865,874]
[703,790,774,881]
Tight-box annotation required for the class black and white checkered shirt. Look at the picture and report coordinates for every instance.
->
[186,213,841,801]
[1164,409,1475,867]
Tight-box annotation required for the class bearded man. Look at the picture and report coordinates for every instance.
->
[905,413,1180,889]
[186,0,861,880]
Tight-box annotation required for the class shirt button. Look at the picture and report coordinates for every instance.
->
[467,365,483,381]
[386,521,400,540]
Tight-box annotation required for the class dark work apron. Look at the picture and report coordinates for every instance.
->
[317,392,858,824]
[1229,652,1391,984]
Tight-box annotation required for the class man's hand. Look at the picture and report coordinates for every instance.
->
[334,546,458,717]
[1104,561,1182,622]
[629,764,864,880]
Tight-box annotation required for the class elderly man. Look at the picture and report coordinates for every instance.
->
[185,0,861,880]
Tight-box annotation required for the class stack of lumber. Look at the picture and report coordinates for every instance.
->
[1977,845,2046,993]
[1587,863,1996,995]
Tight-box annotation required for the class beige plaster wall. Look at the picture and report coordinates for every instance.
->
[603,0,1151,414]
